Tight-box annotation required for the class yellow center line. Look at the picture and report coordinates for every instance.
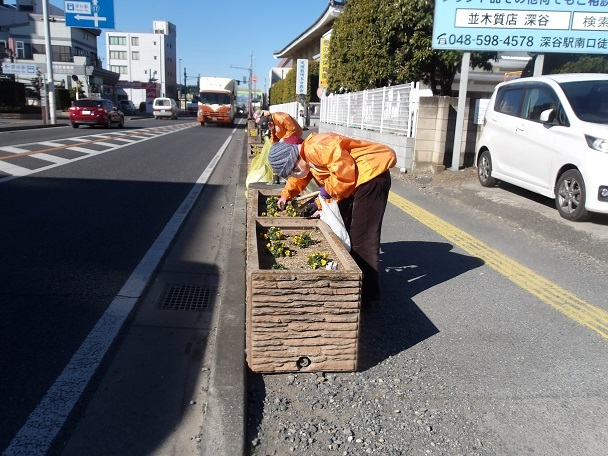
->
[0,123,196,162]
[389,191,608,340]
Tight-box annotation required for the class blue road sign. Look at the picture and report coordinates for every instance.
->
[64,0,115,29]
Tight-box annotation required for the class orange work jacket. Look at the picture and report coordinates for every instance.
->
[280,132,396,202]
[269,112,303,143]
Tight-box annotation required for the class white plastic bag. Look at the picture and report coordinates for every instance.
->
[319,198,351,252]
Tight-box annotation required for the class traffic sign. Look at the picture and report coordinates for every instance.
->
[64,0,115,29]
[252,76,258,83]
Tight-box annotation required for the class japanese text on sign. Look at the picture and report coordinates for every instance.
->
[432,0,608,53]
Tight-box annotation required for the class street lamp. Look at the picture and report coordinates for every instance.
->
[230,51,254,119]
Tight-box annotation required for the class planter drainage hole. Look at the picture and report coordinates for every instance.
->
[158,283,212,312]
[296,356,311,369]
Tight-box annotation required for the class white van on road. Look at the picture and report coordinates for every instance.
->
[476,73,608,222]
[153,97,179,120]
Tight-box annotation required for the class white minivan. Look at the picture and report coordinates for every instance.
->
[476,73,608,221]
[153,97,179,120]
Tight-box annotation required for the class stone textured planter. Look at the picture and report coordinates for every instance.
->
[246,218,361,373]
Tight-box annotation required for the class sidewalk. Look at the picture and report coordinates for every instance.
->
[0,111,152,132]
[0,112,69,132]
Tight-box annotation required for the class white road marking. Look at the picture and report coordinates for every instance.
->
[4,131,236,455]
[0,146,31,154]
[29,153,71,164]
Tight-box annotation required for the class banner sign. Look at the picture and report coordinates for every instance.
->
[432,0,608,54]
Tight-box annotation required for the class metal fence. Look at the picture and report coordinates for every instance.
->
[320,83,417,137]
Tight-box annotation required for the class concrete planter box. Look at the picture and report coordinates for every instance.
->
[247,182,284,219]
[246,217,361,373]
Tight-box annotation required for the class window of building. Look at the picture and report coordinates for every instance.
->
[110,50,127,60]
[132,51,140,60]
[32,44,45,55]
[52,45,72,62]
[109,36,126,45]
[110,65,128,74]
[0,40,6,50]
[131,37,139,46]
[15,41,25,59]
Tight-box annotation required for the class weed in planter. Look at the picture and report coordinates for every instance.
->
[307,251,332,269]
[271,264,286,270]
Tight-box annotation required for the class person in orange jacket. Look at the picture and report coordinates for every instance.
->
[254,110,303,144]
[267,132,397,309]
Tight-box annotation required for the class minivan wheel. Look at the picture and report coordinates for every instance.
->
[478,151,497,187]
[555,169,590,221]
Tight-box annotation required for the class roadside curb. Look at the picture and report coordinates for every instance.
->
[0,123,69,132]
[199,129,248,456]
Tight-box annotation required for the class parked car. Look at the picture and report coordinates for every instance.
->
[118,99,136,115]
[476,73,608,221]
[152,97,179,120]
[69,98,125,129]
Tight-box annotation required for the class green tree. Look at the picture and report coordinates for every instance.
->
[522,53,608,77]
[328,0,494,95]
[268,61,320,105]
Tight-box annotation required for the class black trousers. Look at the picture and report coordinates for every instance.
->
[338,170,391,305]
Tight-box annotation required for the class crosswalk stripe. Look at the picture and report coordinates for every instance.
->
[66,146,101,154]
[0,146,31,154]
[30,153,71,164]
[0,160,33,176]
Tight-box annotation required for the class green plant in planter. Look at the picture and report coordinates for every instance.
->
[262,196,298,217]
[307,252,332,269]
[291,232,316,248]
[263,226,292,258]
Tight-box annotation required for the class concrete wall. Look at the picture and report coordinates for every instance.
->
[413,96,483,174]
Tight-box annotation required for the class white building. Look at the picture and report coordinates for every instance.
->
[105,21,177,112]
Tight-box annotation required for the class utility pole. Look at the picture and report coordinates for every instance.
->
[183,67,187,110]
[249,51,253,119]
[42,0,56,124]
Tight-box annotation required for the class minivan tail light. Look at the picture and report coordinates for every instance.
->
[585,135,608,153]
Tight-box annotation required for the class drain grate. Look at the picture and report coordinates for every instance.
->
[158,283,212,311]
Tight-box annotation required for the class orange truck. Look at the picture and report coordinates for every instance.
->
[197,77,237,126]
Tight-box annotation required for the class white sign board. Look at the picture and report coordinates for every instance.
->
[296,59,308,96]
[433,0,608,54]
[2,63,37,75]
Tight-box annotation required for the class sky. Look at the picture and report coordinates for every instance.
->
[47,0,332,91]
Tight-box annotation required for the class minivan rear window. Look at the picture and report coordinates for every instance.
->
[155,99,171,107]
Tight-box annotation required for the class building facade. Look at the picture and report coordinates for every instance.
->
[0,0,118,97]
[105,21,177,112]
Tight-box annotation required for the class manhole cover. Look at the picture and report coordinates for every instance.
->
[158,283,212,311]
